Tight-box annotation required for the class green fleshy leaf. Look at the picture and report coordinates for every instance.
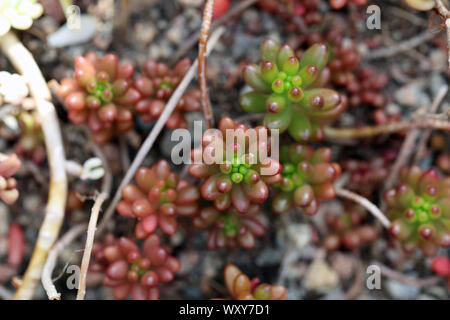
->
[240,92,268,113]
[261,61,279,83]
[260,38,280,62]
[298,88,340,112]
[277,44,295,70]
[298,65,319,87]
[299,44,329,72]
[266,94,286,114]
[263,101,292,132]
[287,109,312,142]
[243,65,271,93]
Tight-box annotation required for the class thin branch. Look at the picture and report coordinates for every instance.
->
[42,224,86,300]
[0,31,68,300]
[435,0,450,17]
[96,27,225,236]
[335,188,391,229]
[384,107,429,191]
[76,192,107,300]
[414,85,449,163]
[384,129,420,190]
[324,118,450,140]
[198,0,215,129]
[41,132,111,300]
[363,31,434,60]
[375,262,442,287]
[434,0,450,68]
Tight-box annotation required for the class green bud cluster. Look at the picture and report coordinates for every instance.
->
[239,39,347,143]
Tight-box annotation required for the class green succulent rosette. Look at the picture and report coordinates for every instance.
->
[384,166,450,256]
[239,39,347,142]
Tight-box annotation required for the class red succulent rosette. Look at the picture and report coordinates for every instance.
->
[257,0,323,26]
[58,52,141,144]
[102,235,181,300]
[117,160,200,239]
[384,166,450,256]
[272,144,341,215]
[192,204,266,250]
[323,210,378,251]
[224,264,287,300]
[189,117,282,213]
[341,158,389,198]
[134,59,201,129]
[0,154,21,204]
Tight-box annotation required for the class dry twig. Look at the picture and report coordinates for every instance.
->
[76,192,107,300]
[42,224,86,300]
[363,31,433,60]
[0,31,68,300]
[375,262,442,287]
[198,0,215,129]
[435,0,450,68]
[414,85,449,163]
[335,188,391,229]
[324,118,450,140]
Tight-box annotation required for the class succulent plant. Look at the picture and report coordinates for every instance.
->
[0,153,21,204]
[224,264,287,300]
[329,0,368,10]
[405,0,435,11]
[341,157,389,198]
[272,144,341,215]
[189,117,282,213]
[384,166,450,256]
[327,44,360,88]
[134,59,201,129]
[89,233,117,274]
[192,205,266,250]
[257,0,323,26]
[239,39,347,142]
[58,52,141,144]
[323,210,378,251]
[102,234,181,300]
[117,160,200,239]
[0,0,43,35]
[345,67,389,109]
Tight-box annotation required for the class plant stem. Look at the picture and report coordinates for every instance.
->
[0,31,68,300]
[435,0,450,68]
[335,188,391,229]
[413,85,448,163]
[96,27,225,236]
[42,224,86,300]
[76,192,107,300]
[324,118,450,140]
[198,0,215,129]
